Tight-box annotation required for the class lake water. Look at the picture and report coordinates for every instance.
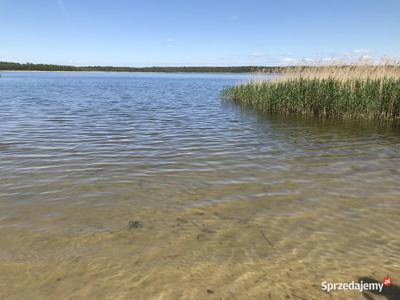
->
[0,72,399,299]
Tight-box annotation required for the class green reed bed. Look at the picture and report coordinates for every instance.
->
[223,68,400,119]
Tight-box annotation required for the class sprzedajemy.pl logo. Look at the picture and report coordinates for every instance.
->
[321,277,392,293]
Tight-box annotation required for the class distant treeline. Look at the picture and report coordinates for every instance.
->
[0,61,286,73]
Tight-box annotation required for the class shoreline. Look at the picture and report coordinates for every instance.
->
[0,62,278,74]
[0,70,262,74]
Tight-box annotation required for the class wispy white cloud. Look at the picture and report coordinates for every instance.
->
[303,57,315,62]
[360,54,372,61]
[249,52,263,58]
[353,48,369,54]
[282,57,294,62]
[165,38,175,43]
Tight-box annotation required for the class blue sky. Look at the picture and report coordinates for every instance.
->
[1,0,399,66]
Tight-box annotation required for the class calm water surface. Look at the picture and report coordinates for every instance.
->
[0,72,399,299]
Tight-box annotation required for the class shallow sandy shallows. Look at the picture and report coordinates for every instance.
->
[0,188,398,300]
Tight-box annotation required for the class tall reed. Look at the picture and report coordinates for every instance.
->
[223,64,400,119]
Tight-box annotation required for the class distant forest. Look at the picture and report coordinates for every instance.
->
[0,61,285,73]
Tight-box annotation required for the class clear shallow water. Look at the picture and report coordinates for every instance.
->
[0,72,399,299]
